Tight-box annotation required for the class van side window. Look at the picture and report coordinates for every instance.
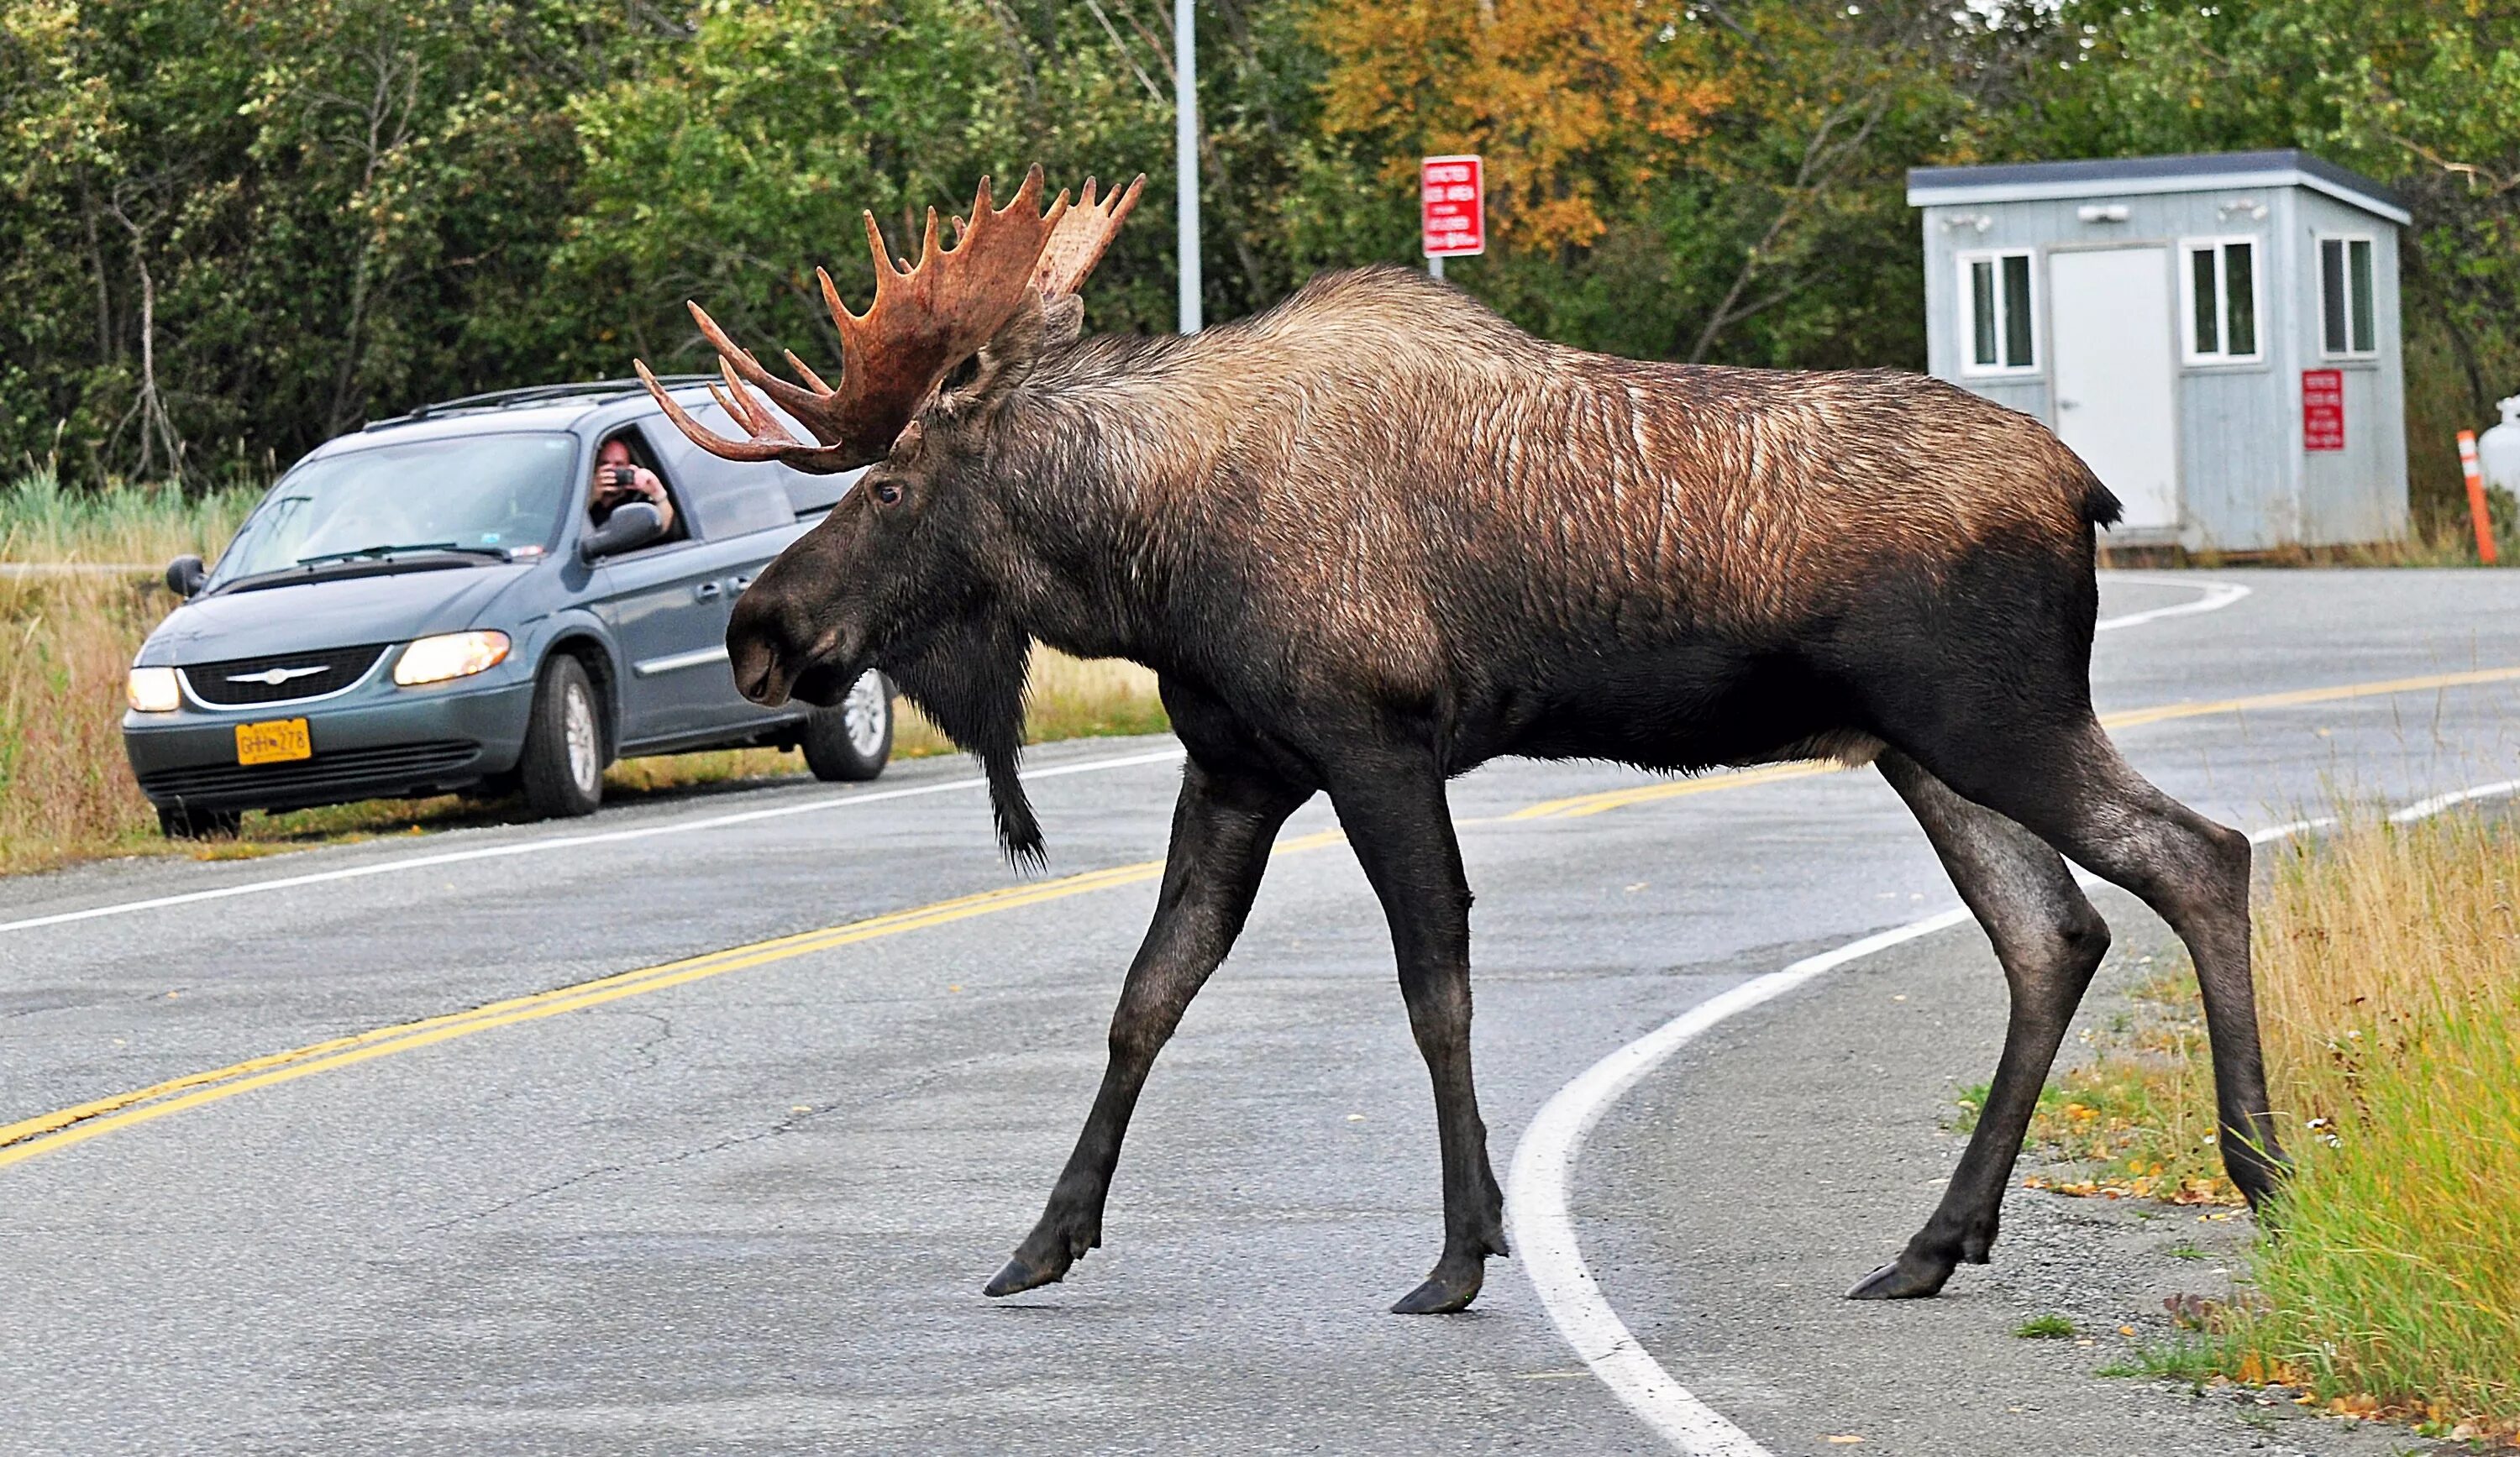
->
[634,413,862,537]
[591,430,690,547]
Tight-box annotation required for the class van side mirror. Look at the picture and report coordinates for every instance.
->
[580,502,664,560]
[165,554,207,598]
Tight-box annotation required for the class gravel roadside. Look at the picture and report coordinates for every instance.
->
[1577,890,2450,1457]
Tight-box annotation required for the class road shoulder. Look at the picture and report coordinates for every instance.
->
[1572,892,2438,1457]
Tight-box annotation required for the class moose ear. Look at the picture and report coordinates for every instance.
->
[1038,292,1085,347]
[939,290,1075,416]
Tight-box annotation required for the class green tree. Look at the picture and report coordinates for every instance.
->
[1998,0,2520,521]
[553,0,1168,381]
[0,0,633,484]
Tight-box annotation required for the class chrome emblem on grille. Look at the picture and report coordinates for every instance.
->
[227,664,330,686]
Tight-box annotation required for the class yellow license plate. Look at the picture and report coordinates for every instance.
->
[235,718,312,766]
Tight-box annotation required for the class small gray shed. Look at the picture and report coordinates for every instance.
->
[1906,150,2408,551]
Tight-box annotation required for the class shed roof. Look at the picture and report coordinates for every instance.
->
[1906,149,2408,226]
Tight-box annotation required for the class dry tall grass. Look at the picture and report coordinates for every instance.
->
[2231,814,2520,1433]
[2027,812,2520,1435]
[0,572,171,870]
[600,647,1168,791]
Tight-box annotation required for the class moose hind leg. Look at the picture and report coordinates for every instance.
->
[984,755,1310,1298]
[1849,751,2112,1299]
[1924,720,2287,1213]
[1326,747,1505,1315]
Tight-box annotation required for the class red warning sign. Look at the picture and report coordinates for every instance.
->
[2302,369,2344,452]
[1420,155,1485,259]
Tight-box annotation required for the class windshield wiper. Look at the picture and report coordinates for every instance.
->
[202,541,510,596]
[294,542,507,567]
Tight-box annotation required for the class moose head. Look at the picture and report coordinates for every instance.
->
[638,167,1143,862]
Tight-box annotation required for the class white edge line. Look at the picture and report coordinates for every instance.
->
[2092,575,2250,632]
[0,746,1186,936]
[2387,779,2520,824]
[1506,783,2508,1454]
[1504,908,1971,1457]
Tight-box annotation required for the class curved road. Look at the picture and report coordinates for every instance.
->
[3,570,2517,1454]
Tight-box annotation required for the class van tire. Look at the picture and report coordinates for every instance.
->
[519,654,606,819]
[801,670,892,782]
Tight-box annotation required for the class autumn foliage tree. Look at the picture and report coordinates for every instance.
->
[1311,0,1724,256]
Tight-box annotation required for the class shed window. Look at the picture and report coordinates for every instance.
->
[1960,249,2035,373]
[2318,236,2377,356]
[2181,238,2260,364]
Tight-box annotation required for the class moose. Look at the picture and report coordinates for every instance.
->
[638,167,2284,1317]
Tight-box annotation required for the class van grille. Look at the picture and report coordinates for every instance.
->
[181,644,390,706]
[138,740,481,806]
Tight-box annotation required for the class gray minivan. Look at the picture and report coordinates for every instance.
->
[123,378,890,836]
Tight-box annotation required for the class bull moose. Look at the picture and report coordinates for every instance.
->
[638,167,2284,1316]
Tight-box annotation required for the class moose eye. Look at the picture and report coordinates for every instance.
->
[871,480,901,506]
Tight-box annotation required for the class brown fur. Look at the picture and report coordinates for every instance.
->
[969,267,2108,742]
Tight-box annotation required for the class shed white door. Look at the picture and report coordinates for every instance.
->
[2048,248,2179,531]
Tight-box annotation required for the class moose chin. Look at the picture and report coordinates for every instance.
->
[641,165,2283,1318]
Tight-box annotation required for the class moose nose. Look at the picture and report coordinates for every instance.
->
[725,593,795,706]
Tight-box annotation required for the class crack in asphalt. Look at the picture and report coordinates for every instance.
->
[619,1009,675,1077]
[412,1017,829,1234]
[413,1116,817,1233]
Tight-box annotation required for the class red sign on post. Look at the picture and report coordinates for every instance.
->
[1420,155,1485,259]
[2302,369,2345,452]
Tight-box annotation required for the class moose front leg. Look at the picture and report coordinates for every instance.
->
[1326,748,1506,1315]
[984,754,1310,1298]
[1850,751,2113,1299]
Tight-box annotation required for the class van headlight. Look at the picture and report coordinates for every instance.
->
[394,631,512,686]
[127,666,182,713]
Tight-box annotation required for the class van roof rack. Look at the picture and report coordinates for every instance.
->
[362,375,718,432]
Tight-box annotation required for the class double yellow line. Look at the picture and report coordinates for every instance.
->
[6,666,2517,1171]
[0,863,1166,1170]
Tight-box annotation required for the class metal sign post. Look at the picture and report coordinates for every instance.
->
[1175,0,1201,334]
[1420,155,1485,280]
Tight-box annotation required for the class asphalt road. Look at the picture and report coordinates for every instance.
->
[3,569,2517,1455]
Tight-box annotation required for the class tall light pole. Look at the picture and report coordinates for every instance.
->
[1173,0,1201,334]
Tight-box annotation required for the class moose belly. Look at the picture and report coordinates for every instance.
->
[1469,644,1862,775]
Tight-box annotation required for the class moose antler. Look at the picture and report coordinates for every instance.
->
[1034,174,1146,298]
[638,166,1144,474]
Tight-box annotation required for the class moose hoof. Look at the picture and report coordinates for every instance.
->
[983,1255,1063,1298]
[1845,1255,1950,1301]
[1390,1267,1484,1316]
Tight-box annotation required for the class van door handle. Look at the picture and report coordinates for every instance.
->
[694,581,722,601]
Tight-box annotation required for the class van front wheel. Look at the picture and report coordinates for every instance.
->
[519,655,605,819]
[801,670,892,782]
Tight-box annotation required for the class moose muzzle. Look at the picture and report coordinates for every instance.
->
[726,585,855,709]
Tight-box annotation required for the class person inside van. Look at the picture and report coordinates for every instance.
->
[590,436,675,537]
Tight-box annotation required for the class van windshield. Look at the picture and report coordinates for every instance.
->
[212,432,578,584]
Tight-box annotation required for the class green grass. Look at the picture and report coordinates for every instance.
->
[2013,1313,2076,1339]
[2226,991,2520,1432]
[2022,811,2520,1441]
[2096,1337,2226,1384]
[0,466,256,565]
